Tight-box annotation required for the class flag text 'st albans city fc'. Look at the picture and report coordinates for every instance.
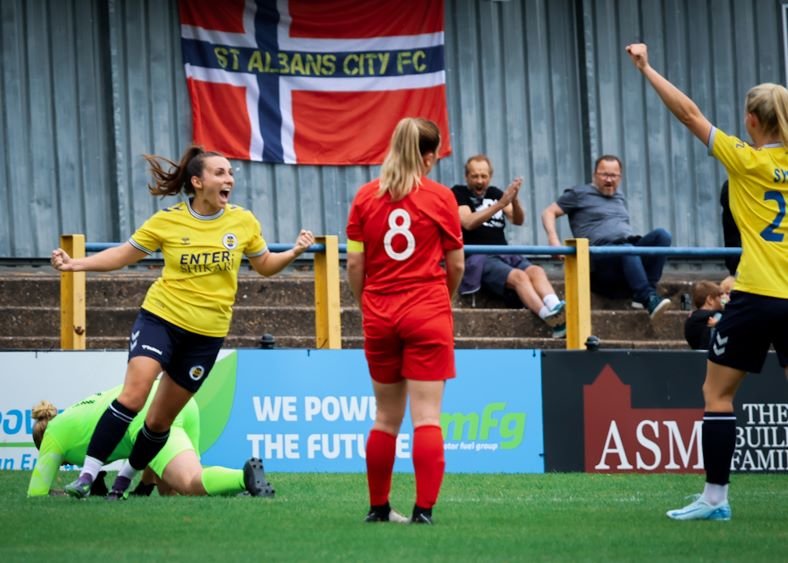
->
[179,0,451,165]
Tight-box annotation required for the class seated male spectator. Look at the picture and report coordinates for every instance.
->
[451,154,566,338]
[541,154,673,321]
[684,280,724,350]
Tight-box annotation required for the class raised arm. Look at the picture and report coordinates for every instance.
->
[51,242,147,272]
[625,43,712,144]
[541,202,566,247]
[459,178,523,230]
[248,229,315,277]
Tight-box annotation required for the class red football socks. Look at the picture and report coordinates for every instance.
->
[366,429,397,506]
[413,424,445,509]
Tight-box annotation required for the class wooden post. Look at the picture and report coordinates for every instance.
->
[59,234,86,350]
[564,238,591,350]
[313,235,342,349]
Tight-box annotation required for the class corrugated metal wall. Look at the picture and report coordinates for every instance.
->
[0,0,784,257]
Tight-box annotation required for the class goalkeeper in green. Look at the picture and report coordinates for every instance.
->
[28,380,273,498]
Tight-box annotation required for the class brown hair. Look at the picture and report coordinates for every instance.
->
[31,400,58,449]
[464,154,494,177]
[691,280,722,309]
[594,154,623,174]
[745,83,788,147]
[378,118,441,201]
[144,145,225,197]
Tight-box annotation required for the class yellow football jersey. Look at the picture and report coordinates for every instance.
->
[711,128,788,298]
[129,200,267,336]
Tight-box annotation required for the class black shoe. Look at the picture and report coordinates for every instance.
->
[411,505,433,524]
[364,503,409,523]
[90,471,109,497]
[130,481,156,497]
[243,457,275,497]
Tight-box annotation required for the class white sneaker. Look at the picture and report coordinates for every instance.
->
[666,495,731,521]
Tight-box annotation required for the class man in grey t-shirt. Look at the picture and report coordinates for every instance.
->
[541,155,672,320]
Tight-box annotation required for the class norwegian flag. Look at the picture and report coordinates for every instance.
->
[178,0,451,165]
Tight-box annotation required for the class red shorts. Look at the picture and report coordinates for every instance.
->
[362,283,456,384]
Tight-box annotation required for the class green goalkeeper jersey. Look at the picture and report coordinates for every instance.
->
[27,381,199,497]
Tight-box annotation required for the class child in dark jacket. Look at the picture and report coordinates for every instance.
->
[684,280,724,350]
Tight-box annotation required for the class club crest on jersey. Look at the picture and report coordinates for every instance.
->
[189,365,206,381]
[222,233,238,250]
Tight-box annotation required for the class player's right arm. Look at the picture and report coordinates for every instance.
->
[444,248,465,297]
[51,242,147,272]
[346,243,365,307]
[27,435,65,497]
[626,43,712,144]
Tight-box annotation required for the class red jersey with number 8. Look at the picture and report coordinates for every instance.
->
[346,177,463,294]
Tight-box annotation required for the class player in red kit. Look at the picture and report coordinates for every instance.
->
[346,117,464,525]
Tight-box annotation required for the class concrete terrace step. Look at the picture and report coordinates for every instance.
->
[0,305,689,344]
[0,270,709,310]
[0,268,710,351]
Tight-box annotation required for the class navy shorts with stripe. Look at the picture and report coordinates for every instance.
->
[128,309,224,393]
[708,291,788,373]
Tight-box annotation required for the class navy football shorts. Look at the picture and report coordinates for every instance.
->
[482,255,533,296]
[708,291,788,373]
[127,309,224,393]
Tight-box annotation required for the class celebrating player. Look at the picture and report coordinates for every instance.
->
[626,43,788,521]
[50,145,314,499]
[346,117,465,524]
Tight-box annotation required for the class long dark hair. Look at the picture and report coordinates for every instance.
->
[144,145,224,197]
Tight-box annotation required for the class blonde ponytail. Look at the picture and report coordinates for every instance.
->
[772,87,788,147]
[379,118,441,201]
[31,400,58,449]
[745,83,788,147]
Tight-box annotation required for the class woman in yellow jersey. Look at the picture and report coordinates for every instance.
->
[626,44,788,521]
[28,381,273,498]
[50,145,314,499]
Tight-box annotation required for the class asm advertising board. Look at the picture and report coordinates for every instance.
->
[541,351,788,474]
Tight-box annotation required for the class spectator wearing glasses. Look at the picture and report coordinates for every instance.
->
[541,155,673,320]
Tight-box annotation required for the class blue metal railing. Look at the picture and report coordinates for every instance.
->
[86,242,742,259]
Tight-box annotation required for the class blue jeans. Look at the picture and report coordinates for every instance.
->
[590,228,672,304]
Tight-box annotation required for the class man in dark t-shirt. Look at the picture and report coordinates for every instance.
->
[452,154,566,338]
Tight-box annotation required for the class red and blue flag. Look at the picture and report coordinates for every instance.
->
[178,0,451,165]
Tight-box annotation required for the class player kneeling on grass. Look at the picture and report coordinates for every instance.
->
[28,380,274,499]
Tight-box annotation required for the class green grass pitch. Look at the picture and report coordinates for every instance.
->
[1,471,786,561]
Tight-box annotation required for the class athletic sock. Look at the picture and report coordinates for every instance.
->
[702,411,737,486]
[543,294,560,310]
[538,305,550,320]
[412,425,445,509]
[82,399,138,481]
[366,429,397,506]
[201,467,245,496]
[128,423,170,471]
[79,456,105,482]
[111,475,132,494]
[702,482,729,505]
[118,460,137,480]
